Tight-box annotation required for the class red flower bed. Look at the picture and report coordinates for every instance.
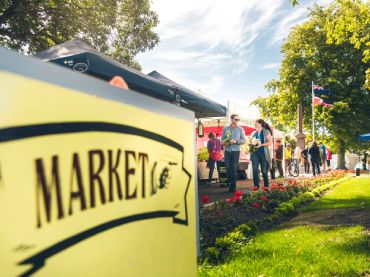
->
[201,195,209,204]
[199,170,346,251]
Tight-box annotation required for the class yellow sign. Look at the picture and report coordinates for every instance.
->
[0,71,196,276]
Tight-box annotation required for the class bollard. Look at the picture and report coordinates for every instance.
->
[356,168,360,176]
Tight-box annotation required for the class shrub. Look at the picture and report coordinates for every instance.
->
[201,175,350,264]
[235,224,256,237]
[197,147,209,161]
[199,172,348,261]
[276,202,295,216]
[204,247,220,264]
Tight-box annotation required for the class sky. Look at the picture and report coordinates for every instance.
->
[136,0,332,108]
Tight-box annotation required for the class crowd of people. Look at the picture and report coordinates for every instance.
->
[282,141,333,177]
[205,114,333,191]
[302,141,332,176]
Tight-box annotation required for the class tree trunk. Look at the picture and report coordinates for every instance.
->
[336,140,346,169]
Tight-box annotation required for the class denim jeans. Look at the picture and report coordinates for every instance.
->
[224,150,240,191]
[208,158,220,183]
[304,160,310,173]
[311,158,321,176]
[251,151,269,188]
[276,160,284,177]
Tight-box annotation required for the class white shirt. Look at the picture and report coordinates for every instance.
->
[294,146,302,159]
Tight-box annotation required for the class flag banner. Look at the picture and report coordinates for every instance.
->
[313,85,333,96]
[314,96,334,107]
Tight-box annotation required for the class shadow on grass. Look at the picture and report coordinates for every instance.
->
[300,195,370,212]
[330,234,370,257]
[284,208,370,229]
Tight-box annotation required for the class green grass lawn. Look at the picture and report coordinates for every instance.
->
[199,177,370,277]
[300,176,370,212]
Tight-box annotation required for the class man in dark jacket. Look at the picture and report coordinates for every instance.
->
[275,139,284,178]
[308,142,321,176]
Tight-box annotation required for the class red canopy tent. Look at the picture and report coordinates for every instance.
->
[196,125,256,151]
[195,121,286,180]
[196,125,255,137]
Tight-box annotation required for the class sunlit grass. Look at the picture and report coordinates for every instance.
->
[301,177,370,212]
[199,177,370,277]
[199,225,369,277]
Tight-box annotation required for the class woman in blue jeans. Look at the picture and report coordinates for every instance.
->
[250,119,273,188]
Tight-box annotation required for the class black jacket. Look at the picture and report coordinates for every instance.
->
[276,145,283,160]
[301,149,309,160]
[309,146,320,160]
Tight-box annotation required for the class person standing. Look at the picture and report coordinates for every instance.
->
[221,114,246,193]
[301,145,310,174]
[293,145,302,175]
[309,142,321,176]
[207,132,222,185]
[326,147,332,170]
[275,139,284,178]
[250,119,273,189]
[319,142,327,172]
[284,143,293,173]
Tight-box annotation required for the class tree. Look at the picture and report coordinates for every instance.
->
[0,0,159,70]
[324,0,370,90]
[253,2,370,169]
[290,0,299,6]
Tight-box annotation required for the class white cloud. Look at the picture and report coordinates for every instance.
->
[137,0,335,104]
[137,0,286,97]
[270,6,308,46]
[152,50,203,62]
[269,0,333,46]
[149,70,225,96]
[261,63,280,69]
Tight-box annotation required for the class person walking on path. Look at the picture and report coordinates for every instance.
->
[301,145,310,174]
[275,139,284,178]
[309,142,321,176]
[206,132,222,185]
[326,147,332,170]
[221,114,246,193]
[250,119,273,189]
[293,145,302,175]
[284,143,293,173]
[319,142,327,172]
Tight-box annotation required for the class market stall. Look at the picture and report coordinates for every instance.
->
[34,39,226,118]
[196,118,285,181]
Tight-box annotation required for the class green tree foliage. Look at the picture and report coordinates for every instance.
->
[290,0,300,6]
[253,2,370,168]
[0,0,159,70]
[324,0,370,90]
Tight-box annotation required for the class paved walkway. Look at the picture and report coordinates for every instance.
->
[198,177,288,203]
[198,169,333,203]
[198,171,365,203]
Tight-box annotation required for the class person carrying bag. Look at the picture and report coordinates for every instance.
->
[250,119,273,189]
[207,132,223,184]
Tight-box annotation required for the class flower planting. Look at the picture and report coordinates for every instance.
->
[199,170,348,264]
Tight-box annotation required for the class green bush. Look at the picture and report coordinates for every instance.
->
[235,224,256,237]
[276,202,295,216]
[200,174,350,265]
[204,231,248,263]
[269,214,280,221]
[289,197,301,208]
[197,147,209,161]
[204,247,220,264]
